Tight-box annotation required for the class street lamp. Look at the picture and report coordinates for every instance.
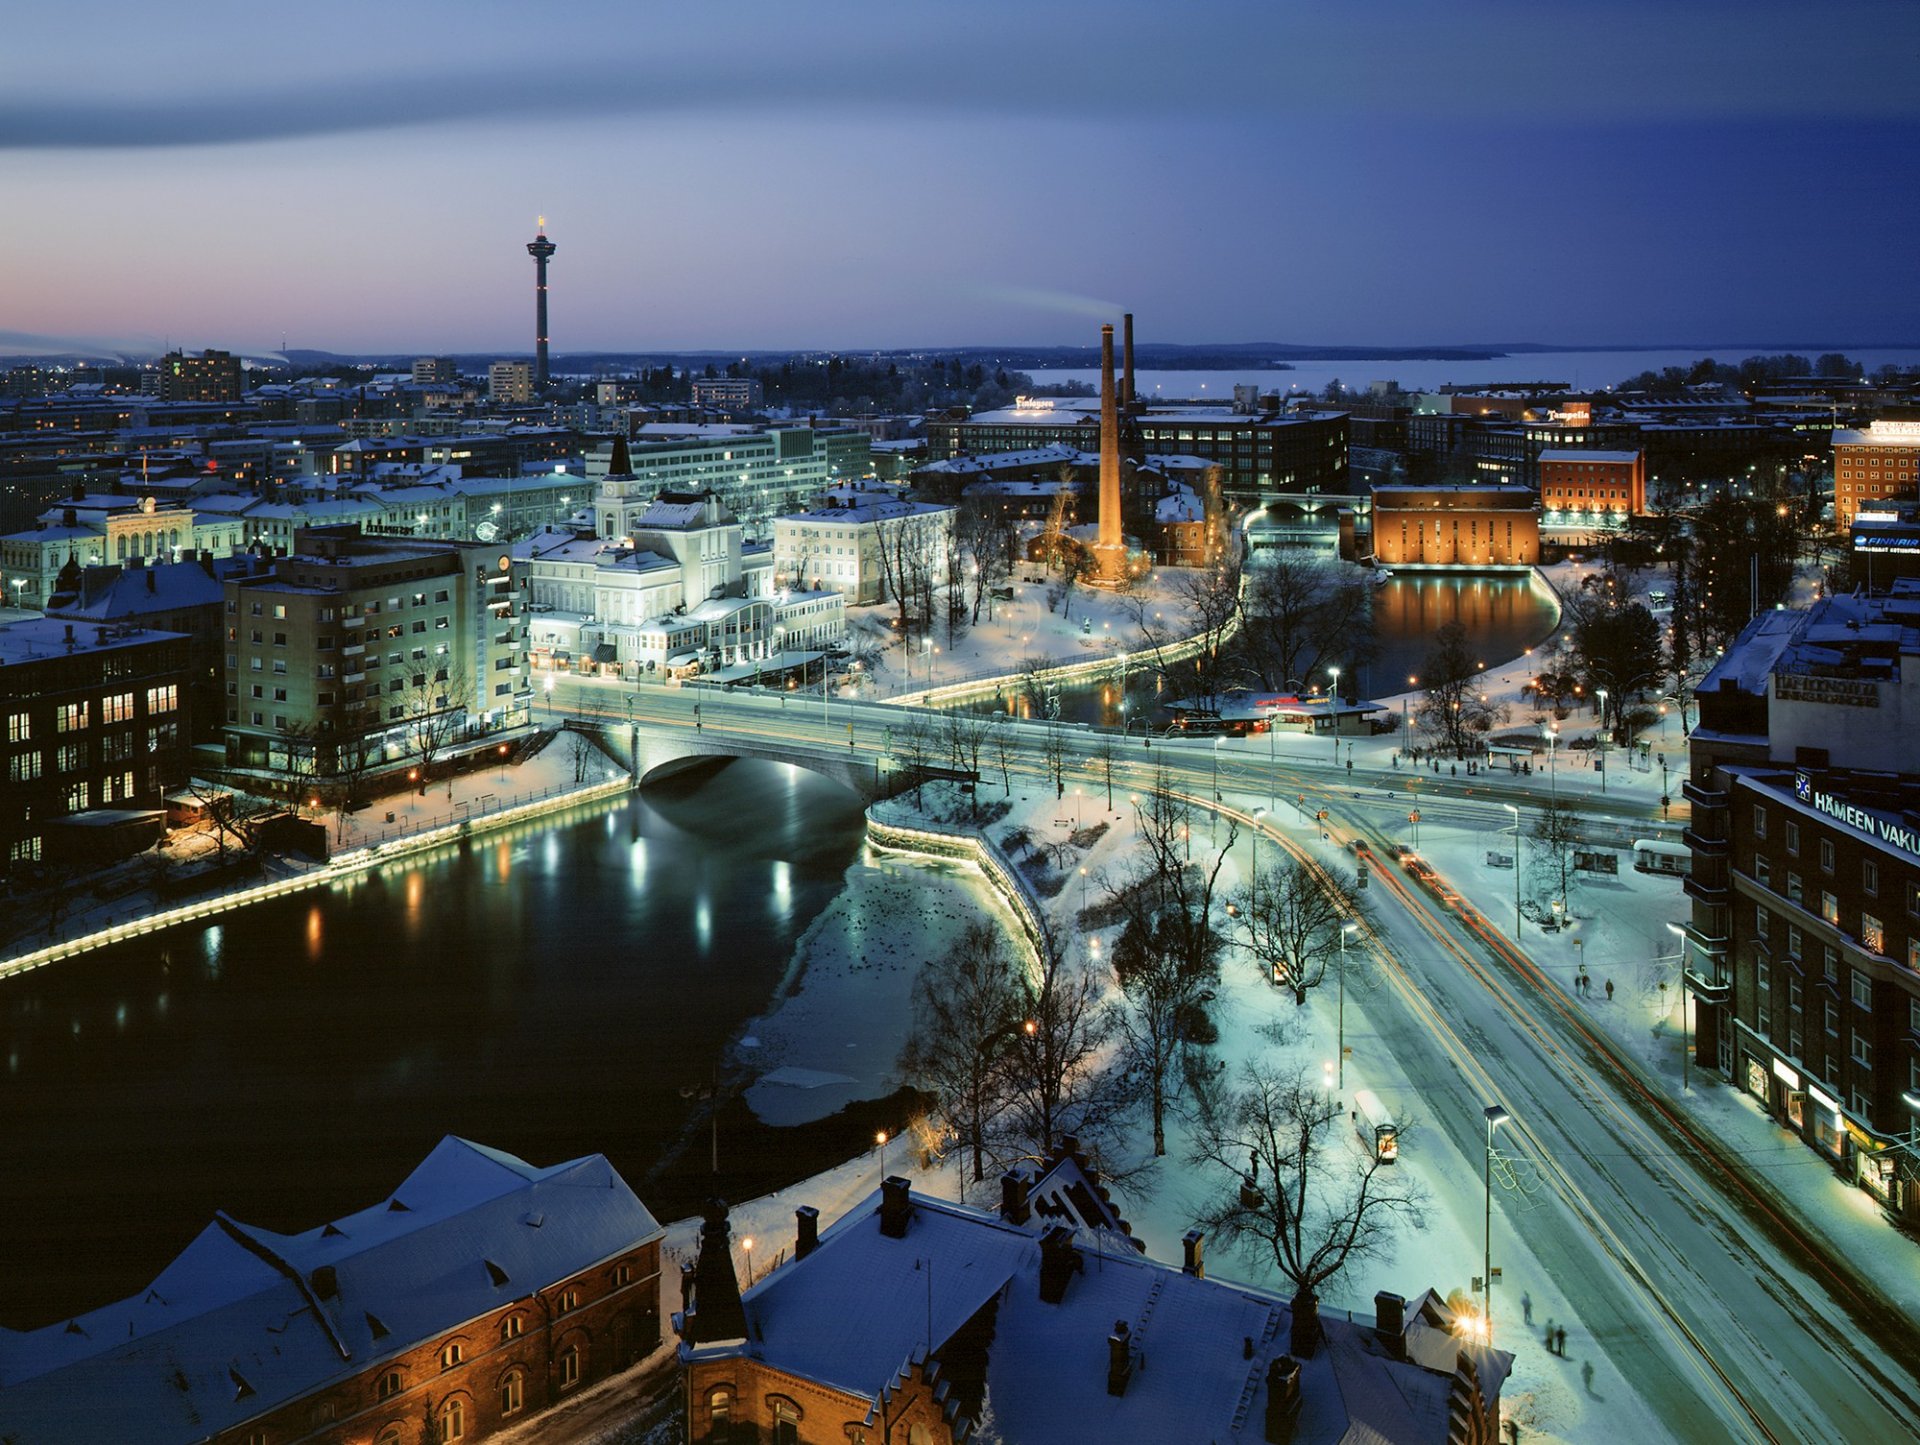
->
[543,672,554,718]
[1338,921,1357,1088]
[1665,921,1691,1092]
[1483,1104,1510,1342]
[1503,803,1521,938]
[1328,666,1341,761]
[1595,688,1609,794]
[1403,675,1417,747]
[876,1129,888,1182]
[1211,736,1224,843]
[1250,807,1268,915]
[741,1236,755,1290]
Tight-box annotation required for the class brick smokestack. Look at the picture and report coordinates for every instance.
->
[1123,312,1136,408]
[1099,324,1122,552]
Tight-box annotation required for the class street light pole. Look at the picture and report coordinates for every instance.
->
[1339,922,1357,1089]
[1504,803,1521,938]
[1483,1104,1510,1341]
[1328,665,1341,763]
[1212,737,1222,843]
[1596,688,1609,794]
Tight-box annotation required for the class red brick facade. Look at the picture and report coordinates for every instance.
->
[209,1239,660,1445]
[1370,486,1539,567]
[1538,449,1645,517]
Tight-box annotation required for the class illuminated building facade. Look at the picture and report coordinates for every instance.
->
[1832,417,1920,530]
[1537,448,1646,526]
[1369,485,1539,568]
[1685,585,1920,1218]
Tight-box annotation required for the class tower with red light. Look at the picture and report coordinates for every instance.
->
[526,218,557,390]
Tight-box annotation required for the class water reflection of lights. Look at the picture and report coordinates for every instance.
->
[115,1003,128,1032]
[695,895,713,953]
[405,871,424,917]
[630,838,648,884]
[306,906,325,961]
[772,861,792,908]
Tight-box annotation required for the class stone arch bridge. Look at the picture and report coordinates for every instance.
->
[565,719,916,803]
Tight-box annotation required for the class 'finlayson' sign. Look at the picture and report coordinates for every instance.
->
[1796,771,1920,859]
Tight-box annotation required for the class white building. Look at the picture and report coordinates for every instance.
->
[773,490,954,605]
[517,494,844,678]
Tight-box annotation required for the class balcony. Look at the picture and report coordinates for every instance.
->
[1681,827,1728,857]
[1682,779,1726,810]
[342,643,365,657]
[1684,874,1729,905]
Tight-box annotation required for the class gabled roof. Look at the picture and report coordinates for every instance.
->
[721,1185,1509,1445]
[0,1138,661,1443]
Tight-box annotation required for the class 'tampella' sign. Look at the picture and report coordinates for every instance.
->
[1795,770,1920,860]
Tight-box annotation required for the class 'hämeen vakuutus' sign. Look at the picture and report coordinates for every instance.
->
[1796,770,1920,860]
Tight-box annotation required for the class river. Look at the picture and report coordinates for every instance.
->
[968,572,1560,726]
[0,759,987,1330]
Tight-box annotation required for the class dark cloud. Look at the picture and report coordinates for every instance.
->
[4,6,1918,152]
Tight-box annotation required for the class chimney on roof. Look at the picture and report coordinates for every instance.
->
[1122,313,1136,409]
[795,1205,820,1260]
[1263,1356,1303,1444]
[879,1175,912,1238]
[1038,1225,1082,1304]
[146,566,157,594]
[1182,1228,1205,1278]
[1373,1291,1407,1359]
[1000,1170,1031,1227]
[1107,1319,1134,1397]
[1290,1292,1321,1358]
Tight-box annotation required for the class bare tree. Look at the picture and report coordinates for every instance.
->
[989,713,1017,796]
[402,660,470,793]
[997,919,1131,1170]
[1103,774,1235,1155]
[1529,797,1580,915]
[324,702,384,811]
[1189,1060,1425,1353]
[1231,856,1364,1006]
[1240,553,1374,691]
[1416,621,1499,757]
[897,923,1026,1186]
[182,776,273,867]
[1127,555,1243,714]
[566,728,599,784]
[1039,718,1070,801]
[895,713,938,807]
[1088,729,1121,811]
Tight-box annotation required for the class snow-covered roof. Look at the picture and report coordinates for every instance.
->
[0,1138,661,1443]
[1156,488,1205,524]
[2,523,99,545]
[731,1185,1509,1445]
[1537,448,1642,463]
[46,561,227,621]
[0,618,189,667]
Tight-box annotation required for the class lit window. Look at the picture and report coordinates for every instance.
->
[441,1341,464,1370]
[438,1398,465,1442]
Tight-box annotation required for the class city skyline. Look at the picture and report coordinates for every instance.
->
[6,1,1920,355]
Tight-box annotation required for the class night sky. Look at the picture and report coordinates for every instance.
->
[4,1,1917,355]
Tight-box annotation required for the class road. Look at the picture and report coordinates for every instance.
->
[549,678,1920,1442]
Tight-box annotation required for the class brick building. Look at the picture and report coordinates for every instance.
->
[0,616,190,872]
[678,1145,1511,1445]
[1832,416,1920,530]
[1368,485,1539,568]
[0,1137,665,1443]
[1684,584,1920,1216]
[1536,448,1646,521]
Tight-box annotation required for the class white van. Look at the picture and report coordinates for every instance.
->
[1352,1090,1399,1164]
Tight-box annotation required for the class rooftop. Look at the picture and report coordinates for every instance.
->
[0,617,189,668]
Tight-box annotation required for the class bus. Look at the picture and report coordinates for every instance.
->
[1632,839,1691,877]
[1352,1090,1399,1164]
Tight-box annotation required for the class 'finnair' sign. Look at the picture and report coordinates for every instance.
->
[1797,771,1920,859]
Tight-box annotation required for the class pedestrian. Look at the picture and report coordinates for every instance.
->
[1605,978,1615,1001]
[1582,1360,1594,1393]
[1556,1326,1567,1357]
[1521,1291,1533,1326]
[1544,1318,1555,1352]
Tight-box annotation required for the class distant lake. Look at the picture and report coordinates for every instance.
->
[1026,347,1920,401]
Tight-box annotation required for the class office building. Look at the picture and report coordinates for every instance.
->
[689,375,764,411]
[221,525,528,779]
[0,616,190,872]
[773,489,954,605]
[156,349,244,404]
[1537,448,1647,524]
[1832,416,1920,530]
[489,362,534,406]
[1684,584,1920,1216]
